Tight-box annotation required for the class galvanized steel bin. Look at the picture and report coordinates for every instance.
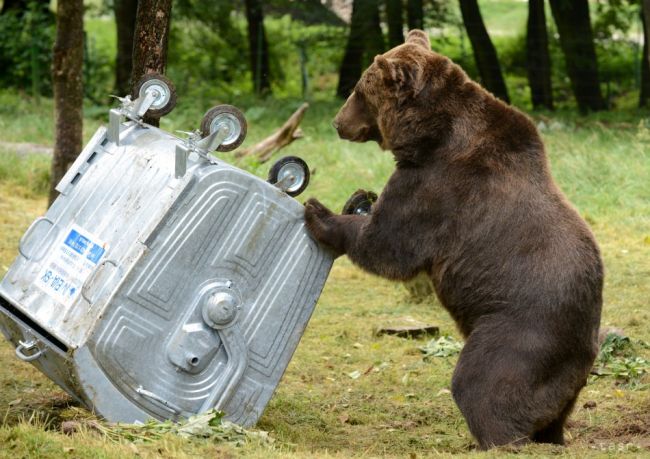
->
[0,76,333,426]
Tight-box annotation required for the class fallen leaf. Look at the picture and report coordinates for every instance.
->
[347,370,361,379]
[374,362,390,372]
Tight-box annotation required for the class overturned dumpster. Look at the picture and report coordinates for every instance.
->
[0,74,333,427]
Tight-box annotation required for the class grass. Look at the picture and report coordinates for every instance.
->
[0,87,649,458]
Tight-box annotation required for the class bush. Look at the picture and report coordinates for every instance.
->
[167,12,346,101]
[0,2,55,96]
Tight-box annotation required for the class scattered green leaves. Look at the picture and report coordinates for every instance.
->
[419,336,464,360]
[591,332,650,388]
[83,410,273,447]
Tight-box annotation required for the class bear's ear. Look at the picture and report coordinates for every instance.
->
[405,29,430,50]
[374,55,426,102]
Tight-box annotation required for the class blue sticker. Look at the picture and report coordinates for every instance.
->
[64,229,91,255]
[86,243,105,264]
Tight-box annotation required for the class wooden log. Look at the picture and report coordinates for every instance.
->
[236,103,309,162]
[375,316,439,339]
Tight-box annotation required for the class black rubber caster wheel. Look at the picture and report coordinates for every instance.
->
[268,156,310,197]
[200,105,247,152]
[342,189,377,215]
[133,73,177,118]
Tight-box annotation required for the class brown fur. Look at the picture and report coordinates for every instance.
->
[305,30,603,449]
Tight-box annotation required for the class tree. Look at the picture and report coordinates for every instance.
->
[337,0,385,98]
[458,0,510,103]
[526,0,553,110]
[548,0,605,112]
[244,0,272,95]
[130,0,172,126]
[114,0,138,96]
[406,0,423,30]
[337,1,364,98]
[641,0,650,107]
[366,0,386,59]
[385,0,404,48]
[49,0,84,205]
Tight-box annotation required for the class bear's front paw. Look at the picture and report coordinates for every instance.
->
[304,198,343,255]
[305,198,334,221]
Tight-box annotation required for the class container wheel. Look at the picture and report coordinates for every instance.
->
[268,156,310,197]
[133,73,177,118]
[342,190,377,215]
[200,105,247,152]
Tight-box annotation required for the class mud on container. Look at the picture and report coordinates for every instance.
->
[0,75,333,426]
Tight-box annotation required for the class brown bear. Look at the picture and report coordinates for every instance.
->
[304,30,603,449]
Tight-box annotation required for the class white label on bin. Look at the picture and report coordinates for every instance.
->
[35,224,107,307]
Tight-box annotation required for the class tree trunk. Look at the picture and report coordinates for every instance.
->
[337,0,385,98]
[640,1,650,107]
[114,0,138,96]
[548,0,605,112]
[526,0,553,110]
[244,0,272,95]
[406,0,423,30]
[337,1,364,98]
[459,0,510,103]
[49,0,84,205]
[130,0,172,126]
[385,0,404,48]
[365,0,385,59]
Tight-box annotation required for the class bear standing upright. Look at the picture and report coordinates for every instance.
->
[304,30,603,449]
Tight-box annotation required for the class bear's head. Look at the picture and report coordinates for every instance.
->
[333,30,470,160]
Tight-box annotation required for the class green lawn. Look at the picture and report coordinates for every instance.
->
[0,90,649,457]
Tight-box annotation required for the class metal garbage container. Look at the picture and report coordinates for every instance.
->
[0,74,333,427]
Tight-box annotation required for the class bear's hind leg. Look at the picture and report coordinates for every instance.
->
[451,332,534,449]
[450,321,580,450]
[452,370,533,448]
[531,395,577,445]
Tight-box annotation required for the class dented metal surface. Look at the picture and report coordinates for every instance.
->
[0,110,333,426]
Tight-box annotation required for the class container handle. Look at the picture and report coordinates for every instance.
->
[15,339,44,362]
[81,259,117,304]
[135,386,183,415]
[18,217,55,260]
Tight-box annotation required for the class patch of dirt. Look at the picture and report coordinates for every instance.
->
[581,404,650,450]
